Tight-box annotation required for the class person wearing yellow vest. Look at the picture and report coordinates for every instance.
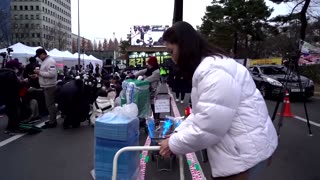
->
[159,66,168,83]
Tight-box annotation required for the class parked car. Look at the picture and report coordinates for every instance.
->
[248,65,314,98]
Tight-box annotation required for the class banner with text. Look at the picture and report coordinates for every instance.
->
[128,52,171,68]
[250,58,282,66]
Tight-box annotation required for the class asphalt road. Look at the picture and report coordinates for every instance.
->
[0,94,320,180]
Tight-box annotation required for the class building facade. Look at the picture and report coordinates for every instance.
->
[1,0,72,50]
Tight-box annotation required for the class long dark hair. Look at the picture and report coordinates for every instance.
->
[163,21,227,80]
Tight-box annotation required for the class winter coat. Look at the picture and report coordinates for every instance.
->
[56,79,90,123]
[169,56,278,178]
[24,62,41,88]
[0,69,20,104]
[38,56,57,88]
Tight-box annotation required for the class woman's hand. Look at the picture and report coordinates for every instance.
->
[159,138,173,158]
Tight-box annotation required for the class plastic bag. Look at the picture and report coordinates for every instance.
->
[112,103,138,119]
[165,115,184,128]
[137,76,144,80]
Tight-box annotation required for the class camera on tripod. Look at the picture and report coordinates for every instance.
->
[7,48,13,54]
[283,52,300,68]
[1,48,13,68]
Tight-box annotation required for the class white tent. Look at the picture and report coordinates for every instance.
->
[1,42,103,68]
[0,43,64,64]
[49,48,60,56]
[89,55,100,61]
[0,43,35,64]
[62,51,74,57]
[68,53,103,70]
[48,48,64,62]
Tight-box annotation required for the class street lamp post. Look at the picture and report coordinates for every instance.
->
[77,0,81,66]
[173,0,183,24]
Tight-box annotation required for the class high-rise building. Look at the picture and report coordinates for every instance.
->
[0,0,72,50]
[0,0,12,48]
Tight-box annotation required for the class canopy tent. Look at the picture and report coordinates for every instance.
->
[49,48,61,56]
[1,42,103,68]
[62,51,74,58]
[0,43,36,64]
[48,48,64,62]
[71,53,103,70]
[89,55,100,61]
[0,43,63,64]
[58,50,75,67]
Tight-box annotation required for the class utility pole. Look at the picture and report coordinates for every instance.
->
[173,0,183,24]
[77,0,81,66]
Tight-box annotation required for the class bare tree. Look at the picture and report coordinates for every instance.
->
[103,38,108,51]
[86,40,93,51]
[12,24,36,46]
[46,21,68,50]
[108,38,115,51]
[55,22,68,50]
[72,39,77,53]
[114,38,119,51]
[93,40,97,51]
[271,0,318,41]
[81,38,87,51]
[0,9,11,47]
[98,40,102,51]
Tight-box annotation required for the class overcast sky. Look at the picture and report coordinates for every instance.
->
[70,0,292,42]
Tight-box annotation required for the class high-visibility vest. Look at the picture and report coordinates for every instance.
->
[160,68,167,76]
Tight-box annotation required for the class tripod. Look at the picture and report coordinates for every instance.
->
[1,48,13,68]
[271,44,312,136]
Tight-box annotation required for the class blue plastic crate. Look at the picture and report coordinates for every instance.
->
[95,136,139,180]
[95,113,139,141]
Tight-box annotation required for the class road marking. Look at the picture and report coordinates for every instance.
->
[0,134,26,148]
[294,116,320,127]
[0,115,61,148]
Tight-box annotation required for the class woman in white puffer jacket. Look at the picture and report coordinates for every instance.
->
[159,21,278,180]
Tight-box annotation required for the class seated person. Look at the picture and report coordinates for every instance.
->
[0,60,23,133]
[90,82,116,125]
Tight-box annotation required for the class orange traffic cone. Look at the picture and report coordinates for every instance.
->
[278,90,294,117]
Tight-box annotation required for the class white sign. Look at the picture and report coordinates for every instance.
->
[155,98,170,113]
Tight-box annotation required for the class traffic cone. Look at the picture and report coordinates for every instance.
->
[277,90,294,117]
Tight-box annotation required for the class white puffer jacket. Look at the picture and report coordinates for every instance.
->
[169,56,278,177]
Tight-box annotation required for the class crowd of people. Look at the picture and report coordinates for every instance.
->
[0,48,123,133]
[0,48,174,133]
[0,21,279,180]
